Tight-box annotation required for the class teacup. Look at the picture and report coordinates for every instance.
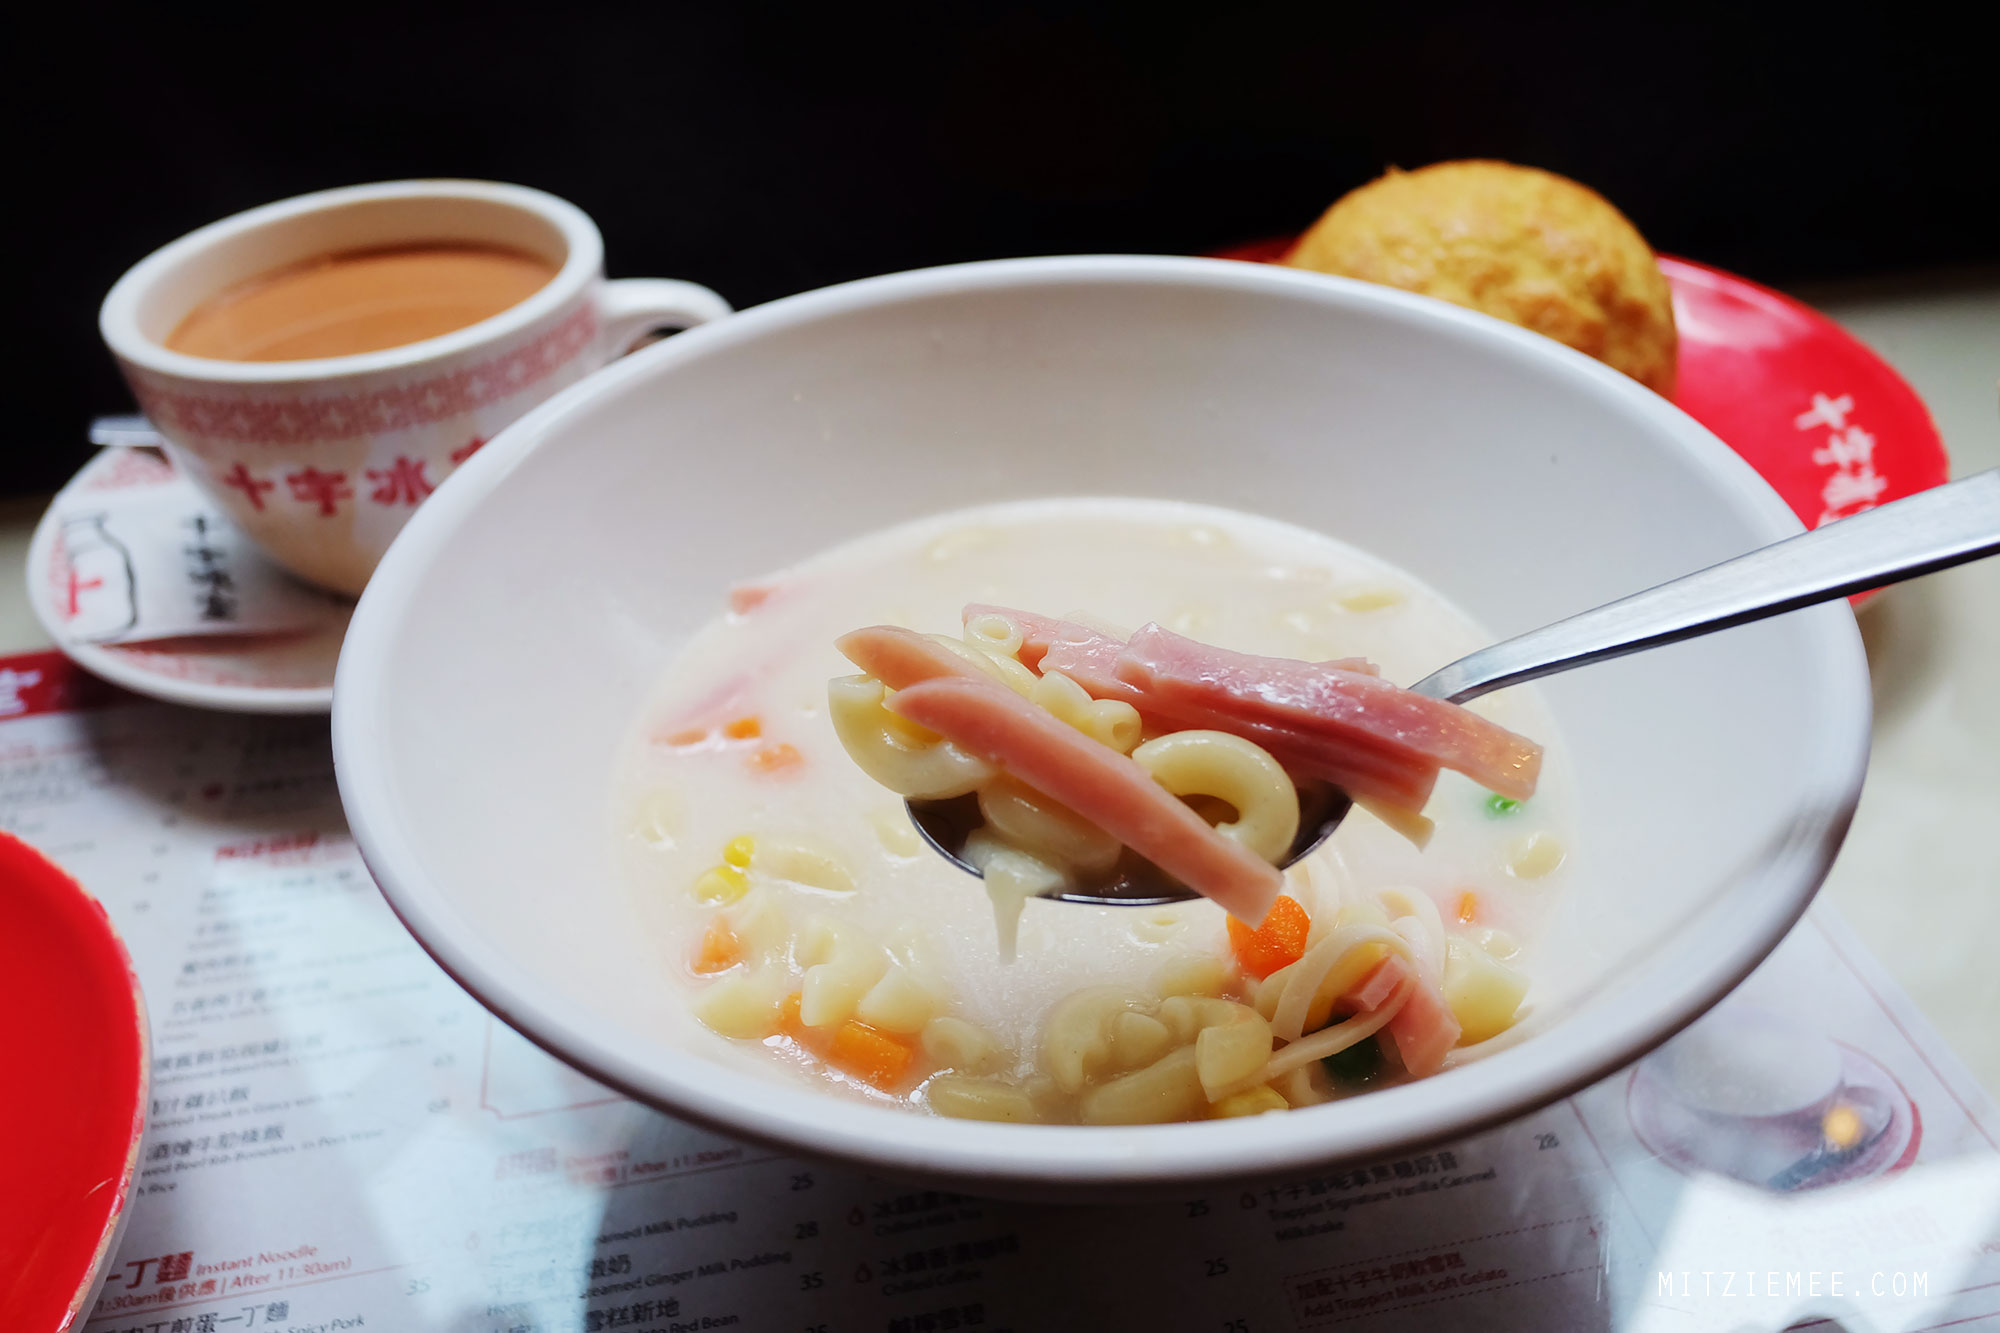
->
[99,180,729,596]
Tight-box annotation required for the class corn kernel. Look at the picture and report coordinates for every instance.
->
[692,864,749,905]
[723,835,756,868]
[723,715,762,740]
[1822,1102,1864,1150]
[748,743,803,775]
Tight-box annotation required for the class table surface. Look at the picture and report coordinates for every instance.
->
[9,272,1997,1105]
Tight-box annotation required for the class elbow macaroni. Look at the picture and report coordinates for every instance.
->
[976,775,1123,876]
[832,615,1303,914]
[1031,670,1143,753]
[1130,730,1300,864]
[827,675,996,800]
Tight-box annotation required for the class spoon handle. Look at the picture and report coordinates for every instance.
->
[1412,468,2000,705]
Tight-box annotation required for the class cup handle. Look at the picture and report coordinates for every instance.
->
[599,278,732,354]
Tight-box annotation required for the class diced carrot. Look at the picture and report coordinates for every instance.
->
[1227,894,1312,979]
[778,992,811,1043]
[661,727,709,748]
[729,582,776,614]
[1455,891,1478,925]
[828,1020,915,1090]
[723,715,763,741]
[692,923,744,974]
[747,743,803,775]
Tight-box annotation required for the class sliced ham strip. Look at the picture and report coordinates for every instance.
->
[1117,625,1542,802]
[886,675,1285,924]
[1034,622,1438,812]
[1347,955,1408,1013]
[1022,622,1149,706]
[1379,959,1461,1077]
[963,605,1379,676]
[834,625,995,691]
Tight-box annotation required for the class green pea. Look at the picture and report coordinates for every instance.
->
[1321,1035,1384,1087]
[1485,794,1523,817]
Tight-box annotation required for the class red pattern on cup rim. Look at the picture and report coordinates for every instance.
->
[125,304,597,447]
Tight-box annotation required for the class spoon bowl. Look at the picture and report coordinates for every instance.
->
[907,781,1352,906]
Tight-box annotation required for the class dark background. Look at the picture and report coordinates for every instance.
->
[15,2,1996,496]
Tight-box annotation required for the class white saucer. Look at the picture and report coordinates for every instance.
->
[25,448,349,713]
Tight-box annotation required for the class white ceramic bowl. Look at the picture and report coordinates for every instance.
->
[333,256,1869,1195]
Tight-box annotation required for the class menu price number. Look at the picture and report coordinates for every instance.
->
[790,1171,815,1191]
[795,1221,819,1239]
[1205,1257,1230,1278]
[1221,1321,1250,1332]
[1186,1198,1211,1218]
[1535,1133,1560,1150]
[800,1272,825,1291]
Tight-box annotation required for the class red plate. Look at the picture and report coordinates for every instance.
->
[1658,255,1947,533]
[0,832,148,1329]
[1215,240,1950,560]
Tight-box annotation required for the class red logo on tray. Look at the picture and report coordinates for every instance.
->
[1660,257,1946,534]
[0,652,126,720]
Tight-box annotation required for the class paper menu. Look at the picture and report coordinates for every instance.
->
[0,653,1993,1333]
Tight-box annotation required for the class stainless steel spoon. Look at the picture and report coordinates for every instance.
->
[910,467,2000,905]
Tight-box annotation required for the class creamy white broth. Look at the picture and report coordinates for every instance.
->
[614,498,1572,1113]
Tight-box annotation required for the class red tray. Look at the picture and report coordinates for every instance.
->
[1215,240,1949,548]
[0,831,148,1329]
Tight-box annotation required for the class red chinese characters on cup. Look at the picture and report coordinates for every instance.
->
[217,451,462,518]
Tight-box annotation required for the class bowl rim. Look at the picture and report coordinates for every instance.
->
[333,254,1871,1188]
